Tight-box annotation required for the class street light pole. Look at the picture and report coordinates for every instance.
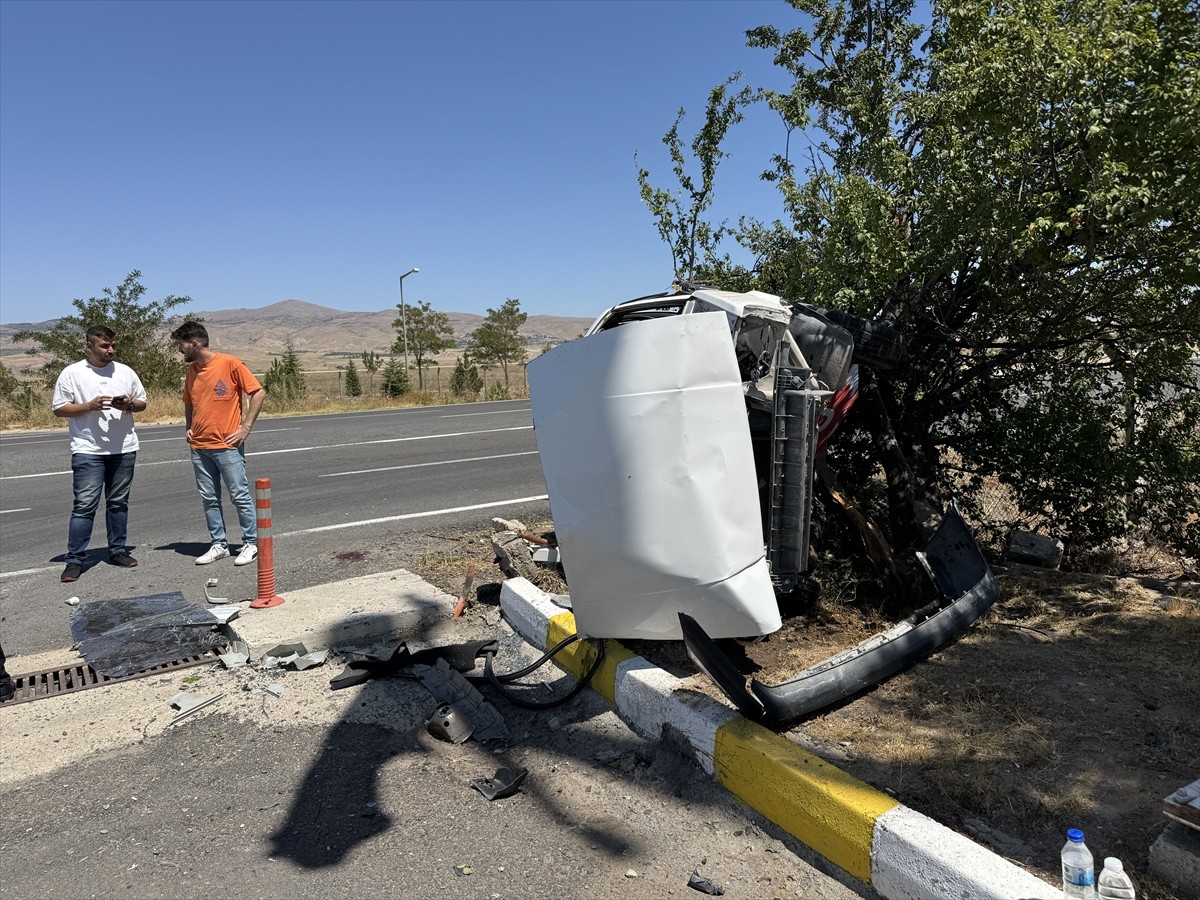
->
[399,267,419,372]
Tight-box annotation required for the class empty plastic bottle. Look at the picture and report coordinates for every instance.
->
[1061,828,1095,899]
[1097,856,1136,899]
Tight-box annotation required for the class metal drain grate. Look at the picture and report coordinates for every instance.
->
[2,647,226,707]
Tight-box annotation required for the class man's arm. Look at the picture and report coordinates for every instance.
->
[54,397,113,417]
[183,402,194,444]
[225,388,265,448]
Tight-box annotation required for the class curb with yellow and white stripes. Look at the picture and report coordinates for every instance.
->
[500,577,1060,900]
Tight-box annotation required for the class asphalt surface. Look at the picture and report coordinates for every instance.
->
[0,401,552,655]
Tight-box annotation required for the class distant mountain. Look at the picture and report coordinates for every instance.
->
[1,300,593,369]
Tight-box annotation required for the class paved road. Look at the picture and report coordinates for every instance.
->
[0,400,552,655]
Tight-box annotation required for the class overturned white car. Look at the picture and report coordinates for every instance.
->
[527,286,998,728]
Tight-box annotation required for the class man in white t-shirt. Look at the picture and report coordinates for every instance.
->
[51,325,148,583]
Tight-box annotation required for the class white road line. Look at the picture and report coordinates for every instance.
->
[0,425,535,479]
[278,495,550,536]
[0,426,304,448]
[0,508,32,514]
[439,408,530,418]
[320,450,539,478]
[0,565,60,579]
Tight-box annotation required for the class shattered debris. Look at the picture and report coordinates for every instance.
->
[470,766,528,801]
[413,658,508,741]
[688,869,725,895]
[168,690,225,724]
[259,642,327,671]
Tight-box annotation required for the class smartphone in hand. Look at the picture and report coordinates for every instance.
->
[113,395,128,409]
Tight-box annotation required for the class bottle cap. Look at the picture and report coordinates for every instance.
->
[1104,857,1123,871]
[1067,828,1085,842]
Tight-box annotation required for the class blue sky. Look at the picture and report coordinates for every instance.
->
[0,0,803,325]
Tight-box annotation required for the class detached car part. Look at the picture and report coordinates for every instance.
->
[679,501,998,729]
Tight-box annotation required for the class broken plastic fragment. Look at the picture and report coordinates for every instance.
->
[168,691,225,724]
[207,606,241,625]
[263,684,284,698]
[203,578,230,605]
[413,658,508,741]
[454,865,472,877]
[470,766,528,801]
[219,640,251,669]
[260,643,326,670]
[688,870,725,895]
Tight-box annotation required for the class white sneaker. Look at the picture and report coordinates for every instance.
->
[196,544,230,565]
[234,544,258,567]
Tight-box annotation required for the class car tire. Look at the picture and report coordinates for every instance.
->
[815,309,904,372]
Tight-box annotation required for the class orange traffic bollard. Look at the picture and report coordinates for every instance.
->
[249,477,285,609]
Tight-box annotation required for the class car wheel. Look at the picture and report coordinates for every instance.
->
[815,309,904,372]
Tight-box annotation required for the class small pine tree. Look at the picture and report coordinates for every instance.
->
[344,360,362,397]
[380,358,410,398]
[360,351,380,394]
[449,353,483,398]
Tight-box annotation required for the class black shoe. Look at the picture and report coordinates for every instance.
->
[61,563,82,583]
[0,678,14,703]
[109,552,138,568]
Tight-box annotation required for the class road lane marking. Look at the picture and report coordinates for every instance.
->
[0,426,304,448]
[439,408,531,418]
[0,508,32,514]
[278,495,550,536]
[0,565,60,579]
[0,426,536,479]
[320,450,539,478]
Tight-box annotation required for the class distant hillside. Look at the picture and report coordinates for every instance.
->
[1,299,593,373]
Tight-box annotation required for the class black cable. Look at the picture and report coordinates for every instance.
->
[482,635,607,710]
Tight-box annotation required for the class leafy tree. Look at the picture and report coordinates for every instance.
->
[449,352,483,398]
[0,362,20,400]
[380,357,410,398]
[344,360,362,397]
[650,0,1200,556]
[636,74,754,284]
[11,270,196,391]
[467,298,527,387]
[360,350,381,394]
[392,300,455,390]
[263,339,306,401]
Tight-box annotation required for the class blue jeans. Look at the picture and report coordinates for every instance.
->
[191,447,256,547]
[66,451,136,563]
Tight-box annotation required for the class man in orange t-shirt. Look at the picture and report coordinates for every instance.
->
[171,321,266,566]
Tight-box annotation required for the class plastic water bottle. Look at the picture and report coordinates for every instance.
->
[1097,857,1136,899]
[1061,828,1095,898]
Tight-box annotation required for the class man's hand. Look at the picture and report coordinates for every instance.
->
[225,424,252,448]
[89,396,113,411]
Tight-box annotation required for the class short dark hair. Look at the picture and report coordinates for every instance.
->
[85,325,115,342]
[171,321,209,345]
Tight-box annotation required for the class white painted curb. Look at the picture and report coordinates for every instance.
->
[500,577,1060,900]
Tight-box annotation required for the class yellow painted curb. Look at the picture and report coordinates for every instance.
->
[545,611,638,705]
[714,716,899,883]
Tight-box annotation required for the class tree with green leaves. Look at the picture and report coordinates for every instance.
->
[344,360,362,397]
[647,0,1200,557]
[11,270,196,391]
[360,350,381,395]
[449,352,483,398]
[380,357,410,398]
[263,339,306,401]
[393,300,455,390]
[0,362,20,401]
[467,298,527,388]
[636,74,754,284]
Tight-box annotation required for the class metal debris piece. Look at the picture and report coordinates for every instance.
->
[470,766,528,800]
[203,578,230,605]
[263,684,284,698]
[207,606,241,625]
[425,703,475,743]
[413,658,508,741]
[260,642,327,671]
[219,640,251,669]
[688,870,725,895]
[168,691,226,724]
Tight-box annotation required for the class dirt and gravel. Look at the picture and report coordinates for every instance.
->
[397,519,1199,900]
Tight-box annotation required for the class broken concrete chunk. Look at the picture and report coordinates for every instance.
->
[1006,529,1064,569]
[491,516,528,533]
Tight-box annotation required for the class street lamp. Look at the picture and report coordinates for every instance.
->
[399,267,419,372]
